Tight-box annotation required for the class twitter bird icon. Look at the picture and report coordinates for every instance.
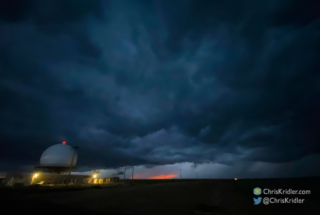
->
[254,197,262,205]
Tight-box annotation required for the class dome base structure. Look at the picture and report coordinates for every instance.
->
[34,166,77,174]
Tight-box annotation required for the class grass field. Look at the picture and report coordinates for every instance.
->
[1,177,319,215]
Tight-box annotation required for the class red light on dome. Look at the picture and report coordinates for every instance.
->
[62,141,66,144]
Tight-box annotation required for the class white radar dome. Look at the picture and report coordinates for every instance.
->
[40,144,78,167]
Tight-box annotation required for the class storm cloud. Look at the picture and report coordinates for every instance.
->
[0,0,320,177]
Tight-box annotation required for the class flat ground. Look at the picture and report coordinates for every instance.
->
[1,178,319,215]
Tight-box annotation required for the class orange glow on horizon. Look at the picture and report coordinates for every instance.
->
[148,174,177,179]
[130,174,143,179]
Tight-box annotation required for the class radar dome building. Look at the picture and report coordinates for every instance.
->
[35,143,78,174]
[4,142,119,187]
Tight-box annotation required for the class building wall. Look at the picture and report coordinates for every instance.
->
[4,173,120,186]
[31,174,91,185]
[4,173,91,186]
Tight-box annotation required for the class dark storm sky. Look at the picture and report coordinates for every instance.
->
[1,0,320,177]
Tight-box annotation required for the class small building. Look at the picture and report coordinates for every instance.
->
[104,177,119,183]
[87,177,119,184]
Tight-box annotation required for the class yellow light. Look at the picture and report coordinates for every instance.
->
[34,174,38,178]
[235,178,237,181]
[93,175,97,178]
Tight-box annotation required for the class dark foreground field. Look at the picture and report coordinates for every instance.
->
[1,178,319,215]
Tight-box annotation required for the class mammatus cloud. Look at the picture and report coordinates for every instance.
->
[0,0,320,178]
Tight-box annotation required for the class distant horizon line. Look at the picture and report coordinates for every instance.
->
[1,171,319,180]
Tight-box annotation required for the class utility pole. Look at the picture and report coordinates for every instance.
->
[180,169,182,179]
[67,146,79,186]
[132,159,134,180]
[196,172,198,179]
[124,166,126,180]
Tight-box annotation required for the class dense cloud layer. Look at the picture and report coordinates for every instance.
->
[0,0,319,177]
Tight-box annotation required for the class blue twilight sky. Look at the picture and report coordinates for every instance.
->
[0,0,320,178]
